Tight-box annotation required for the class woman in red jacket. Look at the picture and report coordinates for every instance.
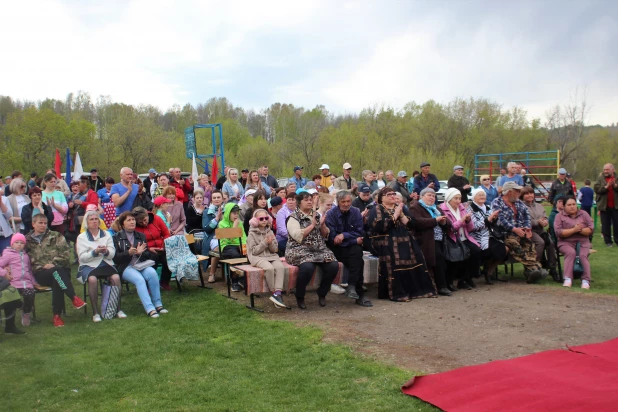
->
[132,207,173,290]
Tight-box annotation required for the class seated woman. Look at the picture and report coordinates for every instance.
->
[478,174,498,206]
[554,196,594,289]
[203,190,224,283]
[21,187,54,233]
[77,210,124,323]
[409,187,453,295]
[112,212,167,318]
[439,188,482,290]
[276,192,297,256]
[132,206,173,290]
[186,189,206,234]
[368,187,437,301]
[520,187,558,281]
[247,209,287,308]
[466,189,508,285]
[0,233,37,327]
[245,170,271,197]
[163,187,186,236]
[0,278,25,336]
[285,191,339,309]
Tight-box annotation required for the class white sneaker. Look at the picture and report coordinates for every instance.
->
[581,280,590,290]
[562,278,572,288]
[157,308,169,314]
[116,311,127,319]
[330,284,346,294]
[92,314,102,323]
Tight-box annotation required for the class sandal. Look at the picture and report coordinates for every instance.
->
[207,274,216,283]
[395,296,411,302]
[148,310,159,318]
[156,307,169,314]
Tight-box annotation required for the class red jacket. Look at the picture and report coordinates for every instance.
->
[81,189,99,211]
[170,179,192,203]
[135,212,170,249]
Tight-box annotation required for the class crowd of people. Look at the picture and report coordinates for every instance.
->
[1,160,614,336]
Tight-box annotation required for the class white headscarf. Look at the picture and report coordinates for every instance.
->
[445,188,465,240]
[471,188,487,210]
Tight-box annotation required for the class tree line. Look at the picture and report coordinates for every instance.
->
[0,91,616,181]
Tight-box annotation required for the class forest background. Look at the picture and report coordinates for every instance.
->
[0,91,616,182]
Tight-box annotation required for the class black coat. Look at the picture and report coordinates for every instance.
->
[21,202,54,233]
[112,230,153,276]
[447,175,472,203]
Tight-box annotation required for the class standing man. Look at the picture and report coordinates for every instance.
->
[89,169,105,192]
[495,167,507,188]
[594,163,618,247]
[260,165,279,190]
[388,171,416,203]
[239,169,250,188]
[384,170,396,186]
[521,169,536,189]
[143,168,157,198]
[289,166,307,188]
[170,167,192,209]
[447,165,472,202]
[548,168,574,203]
[325,191,372,307]
[567,173,577,196]
[361,170,379,192]
[491,182,548,283]
[318,164,332,188]
[413,162,440,195]
[28,172,38,189]
[334,163,357,192]
[110,167,139,215]
[497,163,524,193]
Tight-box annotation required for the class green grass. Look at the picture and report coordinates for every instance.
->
[3,288,432,412]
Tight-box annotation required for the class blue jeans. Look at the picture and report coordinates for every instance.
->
[122,267,162,314]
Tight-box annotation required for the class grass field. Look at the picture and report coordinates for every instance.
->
[3,287,433,412]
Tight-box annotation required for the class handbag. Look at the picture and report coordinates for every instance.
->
[573,241,584,279]
[132,259,156,271]
[101,283,120,320]
[443,236,471,262]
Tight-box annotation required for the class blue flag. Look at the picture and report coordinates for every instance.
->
[65,148,73,185]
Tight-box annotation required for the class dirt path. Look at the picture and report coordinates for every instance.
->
[243,281,618,373]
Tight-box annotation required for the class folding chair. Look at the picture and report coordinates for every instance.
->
[215,227,248,300]
[185,233,210,288]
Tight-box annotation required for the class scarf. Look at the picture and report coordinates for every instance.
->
[446,202,465,240]
[419,199,440,218]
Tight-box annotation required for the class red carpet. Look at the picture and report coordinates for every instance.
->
[402,338,618,411]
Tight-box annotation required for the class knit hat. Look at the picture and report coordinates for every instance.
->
[11,233,26,246]
[444,187,461,204]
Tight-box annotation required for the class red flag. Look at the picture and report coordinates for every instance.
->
[54,148,62,178]
[211,156,218,185]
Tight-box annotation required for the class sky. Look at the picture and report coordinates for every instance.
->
[1,0,617,125]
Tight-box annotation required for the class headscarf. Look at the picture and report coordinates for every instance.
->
[444,188,465,239]
[471,188,487,211]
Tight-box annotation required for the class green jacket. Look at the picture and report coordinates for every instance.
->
[218,203,247,251]
[25,229,71,273]
[593,172,618,212]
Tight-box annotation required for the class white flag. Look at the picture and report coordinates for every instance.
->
[73,152,84,182]
[192,154,199,192]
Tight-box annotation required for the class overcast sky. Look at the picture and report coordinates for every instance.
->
[1,0,616,125]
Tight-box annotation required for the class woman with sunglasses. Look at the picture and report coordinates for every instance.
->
[478,174,498,206]
[367,187,437,302]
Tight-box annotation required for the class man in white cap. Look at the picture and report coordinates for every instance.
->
[491,181,548,283]
[548,168,574,203]
[334,163,357,192]
[318,164,332,188]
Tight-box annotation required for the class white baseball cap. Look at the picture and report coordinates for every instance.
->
[343,163,352,170]
[319,164,330,170]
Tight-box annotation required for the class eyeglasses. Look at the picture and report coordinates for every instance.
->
[385,192,397,197]
[258,217,269,221]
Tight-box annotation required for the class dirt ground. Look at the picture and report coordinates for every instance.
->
[214,279,618,374]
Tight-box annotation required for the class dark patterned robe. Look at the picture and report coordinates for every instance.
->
[367,204,436,300]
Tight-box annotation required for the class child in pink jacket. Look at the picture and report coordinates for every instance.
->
[0,233,37,326]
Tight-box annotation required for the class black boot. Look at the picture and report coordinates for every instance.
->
[484,271,494,285]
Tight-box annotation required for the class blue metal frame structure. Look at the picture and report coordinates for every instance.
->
[184,123,225,177]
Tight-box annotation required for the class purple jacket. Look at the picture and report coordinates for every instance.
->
[0,247,36,289]
[439,203,479,246]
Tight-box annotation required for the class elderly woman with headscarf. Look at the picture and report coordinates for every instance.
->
[478,174,499,206]
[439,188,482,290]
[409,187,453,295]
[466,188,508,284]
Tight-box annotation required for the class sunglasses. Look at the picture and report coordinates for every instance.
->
[258,217,269,221]
[21,185,26,189]
[482,178,490,181]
